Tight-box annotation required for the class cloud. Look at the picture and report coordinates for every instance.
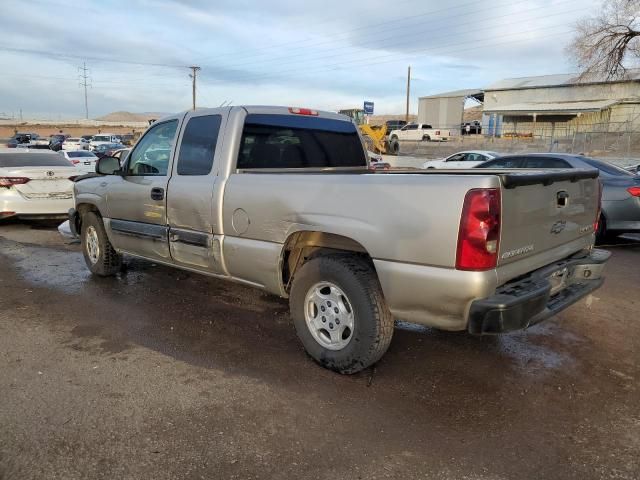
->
[0,0,601,118]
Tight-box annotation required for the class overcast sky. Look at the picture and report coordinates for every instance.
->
[0,0,599,119]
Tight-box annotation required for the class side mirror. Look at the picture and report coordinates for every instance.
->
[96,156,122,175]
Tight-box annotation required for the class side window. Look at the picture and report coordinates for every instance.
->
[522,157,571,168]
[405,124,418,130]
[126,120,178,176]
[465,153,481,162]
[236,114,367,170]
[447,153,465,162]
[177,115,221,175]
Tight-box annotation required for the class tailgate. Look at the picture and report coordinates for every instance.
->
[498,170,599,266]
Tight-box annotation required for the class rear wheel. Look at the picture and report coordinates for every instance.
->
[290,254,394,374]
[595,215,617,244]
[81,211,122,276]
[422,135,431,142]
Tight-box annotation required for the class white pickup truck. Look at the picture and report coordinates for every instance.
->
[388,123,451,142]
[69,106,609,374]
[90,134,121,151]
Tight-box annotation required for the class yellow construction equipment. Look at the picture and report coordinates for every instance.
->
[338,108,390,155]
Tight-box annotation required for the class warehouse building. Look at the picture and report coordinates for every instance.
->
[417,70,640,140]
[483,71,640,138]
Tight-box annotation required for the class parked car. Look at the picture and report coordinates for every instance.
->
[69,106,608,374]
[81,135,94,142]
[423,150,499,169]
[118,134,136,146]
[388,123,451,142]
[461,121,482,135]
[476,153,640,241]
[93,143,126,158]
[0,150,81,220]
[6,133,33,148]
[59,150,99,173]
[49,134,69,151]
[90,134,121,151]
[62,137,90,151]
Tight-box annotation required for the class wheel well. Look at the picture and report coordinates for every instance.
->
[281,231,371,292]
[75,203,101,232]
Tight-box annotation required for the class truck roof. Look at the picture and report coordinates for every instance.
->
[154,106,354,124]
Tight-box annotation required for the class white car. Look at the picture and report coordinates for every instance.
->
[90,134,121,150]
[389,123,452,142]
[62,137,90,151]
[422,150,500,169]
[60,150,99,173]
[0,150,82,220]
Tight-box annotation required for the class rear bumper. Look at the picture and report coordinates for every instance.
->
[1,194,73,218]
[468,249,610,335]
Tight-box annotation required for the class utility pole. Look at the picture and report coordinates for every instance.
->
[189,66,201,110]
[405,65,411,123]
[78,62,91,119]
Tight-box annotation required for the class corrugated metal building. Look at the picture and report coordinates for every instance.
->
[482,71,640,138]
[417,89,484,130]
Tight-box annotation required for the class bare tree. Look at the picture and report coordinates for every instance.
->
[568,0,640,79]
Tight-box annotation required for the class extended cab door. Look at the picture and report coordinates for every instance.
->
[103,119,180,261]
[166,110,226,272]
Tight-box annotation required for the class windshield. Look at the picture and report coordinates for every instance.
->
[67,151,97,158]
[581,157,635,177]
[93,136,111,142]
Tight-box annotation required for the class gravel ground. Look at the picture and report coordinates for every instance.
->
[0,223,639,480]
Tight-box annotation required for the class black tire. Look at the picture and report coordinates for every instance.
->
[389,139,400,155]
[81,211,122,276]
[390,135,398,142]
[595,214,617,244]
[422,135,431,142]
[289,254,394,374]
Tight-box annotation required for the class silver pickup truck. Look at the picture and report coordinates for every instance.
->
[69,106,610,374]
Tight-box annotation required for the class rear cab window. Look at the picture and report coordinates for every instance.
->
[236,114,367,170]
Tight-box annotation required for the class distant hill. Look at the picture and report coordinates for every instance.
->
[95,111,166,122]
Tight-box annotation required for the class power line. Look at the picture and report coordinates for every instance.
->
[78,62,91,119]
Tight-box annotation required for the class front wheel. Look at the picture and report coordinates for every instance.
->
[289,254,394,374]
[422,135,431,142]
[81,211,122,276]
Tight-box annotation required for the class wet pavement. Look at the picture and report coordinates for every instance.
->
[0,222,639,479]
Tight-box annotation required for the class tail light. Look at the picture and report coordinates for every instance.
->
[68,176,78,181]
[0,177,30,187]
[71,159,80,164]
[0,211,16,217]
[435,130,440,135]
[456,188,501,271]
[627,186,640,197]
[288,107,318,116]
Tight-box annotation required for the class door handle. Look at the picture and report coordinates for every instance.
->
[150,187,165,200]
